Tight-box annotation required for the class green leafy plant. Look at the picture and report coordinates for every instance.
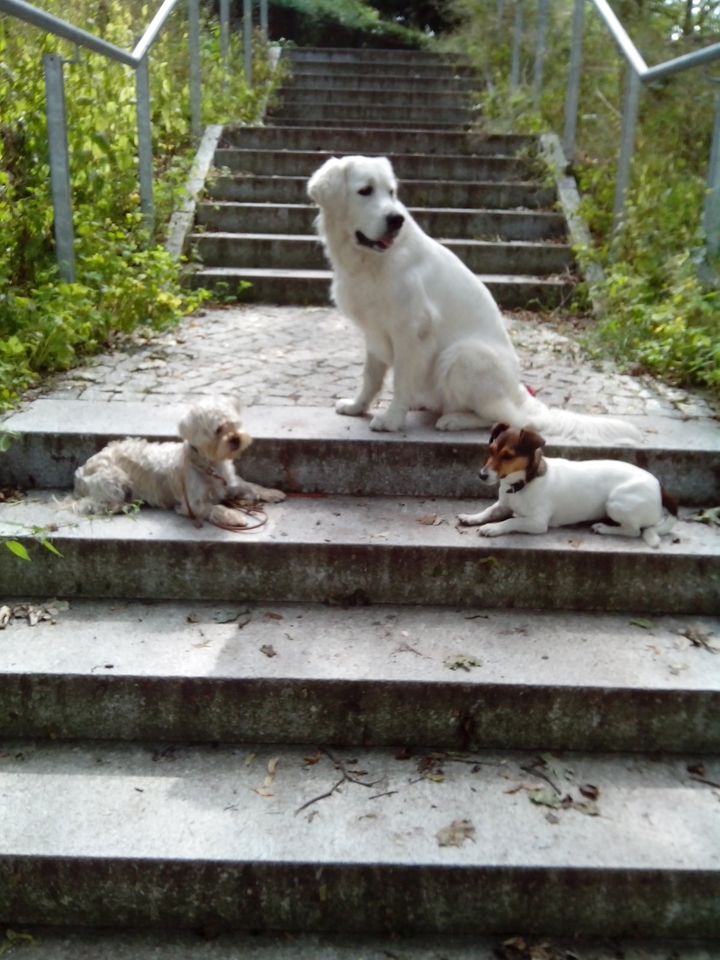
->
[441,0,720,396]
[0,3,282,412]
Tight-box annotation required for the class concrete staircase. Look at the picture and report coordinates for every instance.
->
[190,46,577,309]
[0,45,719,959]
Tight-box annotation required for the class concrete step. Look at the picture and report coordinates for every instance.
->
[221,125,535,157]
[264,116,473,130]
[0,490,717,611]
[205,174,557,210]
[287,74,478,92]
[189,265,574,309]
[285,47,468,65]
[287,60,475,77]
[196,202,566,242]
[1,599,718,750]
[268,101,475,125]
[8,930,720,960]
[1,739,718,935]
[3,401,717,505]
[191,232,574,277]
[277,86,472,108]
[213,147,530,182]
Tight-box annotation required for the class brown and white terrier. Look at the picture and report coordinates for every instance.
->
[457,422,677,547]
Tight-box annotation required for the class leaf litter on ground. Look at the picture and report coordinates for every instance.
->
[444,653,482,671]
[681,624,718,654]
[0,598,69,629]
[436,818,476,847]
[517,754,601,817]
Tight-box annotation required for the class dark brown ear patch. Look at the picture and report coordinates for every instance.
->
[516,429,546,454]
[490,422,511,442]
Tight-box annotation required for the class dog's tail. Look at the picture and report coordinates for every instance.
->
[515,393,643,445]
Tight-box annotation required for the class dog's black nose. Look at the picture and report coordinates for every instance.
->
[478,469,490,482]
[386,213,404,232]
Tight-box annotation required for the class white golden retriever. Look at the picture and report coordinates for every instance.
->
[308,155,640,444]
[73,397,285,527]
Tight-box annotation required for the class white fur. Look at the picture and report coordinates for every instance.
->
[73,398,285,526]
[308,155,641,444]
[458,457,674,547]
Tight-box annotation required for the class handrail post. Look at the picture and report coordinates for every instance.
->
[511,0,523,90]
[243,0,252,86]
[563,0,585,161]
[43,53,76,282]
[136,55,155,233]
[260,0,268,36]
[533,0,550,110]
[220,0,230,78]
[188,0,201,137]
[703,87,720,266]
[612,63,641,241]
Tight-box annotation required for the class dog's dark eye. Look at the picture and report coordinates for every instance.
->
[215,426,223,436]
[501,452,515,460]
[358,185,374,196]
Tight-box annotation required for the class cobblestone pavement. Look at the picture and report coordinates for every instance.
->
[26,303,719,422]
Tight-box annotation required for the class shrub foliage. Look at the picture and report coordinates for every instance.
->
[0,2,278,409]
[441,0,720,395]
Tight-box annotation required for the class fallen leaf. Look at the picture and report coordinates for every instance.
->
[687,762,706,777]
[444,654,482,672]
[186,613,200,623]
[264,611,284,621]
[681,625,718,654]
[417,513,443,526]
[630,618,655,630]
[689,506,720,526]
[579,783,600,800]
[212,609,251,624]
[260,644,277,658]
[436,818,476,847]
[504,782,545,795]
[528,787,565,810]
[0,606,11,630]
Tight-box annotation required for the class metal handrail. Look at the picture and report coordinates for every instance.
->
[562,0,720,261]
[0,0,269,281]
[516,0,720,265]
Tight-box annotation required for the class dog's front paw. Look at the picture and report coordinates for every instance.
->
[256,486,286,504]
[370,410,405,432]
[477,523,504,537]
[457,513,480,526]
[336,398,366,417]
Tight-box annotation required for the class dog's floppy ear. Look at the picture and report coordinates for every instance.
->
[307,157,345,207]
[177,405,199,445]
[490,422,511,442]
[517,428,546,452]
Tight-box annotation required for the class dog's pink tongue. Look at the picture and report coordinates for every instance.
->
[378,235,394,249]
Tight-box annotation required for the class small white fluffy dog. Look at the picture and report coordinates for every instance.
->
[73,398,285,527]
[308,154,640,444]
[458,423,677,547]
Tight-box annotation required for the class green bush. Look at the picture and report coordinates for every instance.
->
[441,0,720,396]
[268,0,430,49]
[0,2,280,411]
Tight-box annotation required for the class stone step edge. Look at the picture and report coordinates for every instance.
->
[215,146,521,162]
[8,930,720,960]
[189,232,573,256]
[1,740,717,936]
[1,600,717,750]
[0,491,717,612]
[2,400,716,505]
[189,266,574,285]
